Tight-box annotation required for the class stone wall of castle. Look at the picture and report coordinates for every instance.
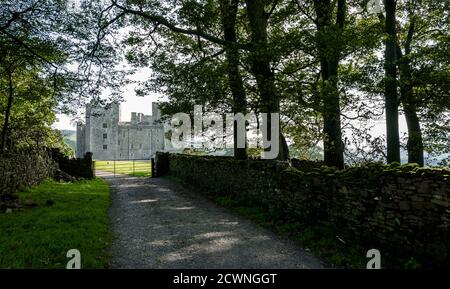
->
[76,102,165,160]
[117,124,164,160]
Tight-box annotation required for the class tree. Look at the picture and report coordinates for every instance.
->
[375,0,449,166]
[311,0,346,168]
[396,0,423,165]
[384,0,401,163]
[220,0,248,159]
[0,32,63,151]
[244,0,289,160]
[0,0,94,152]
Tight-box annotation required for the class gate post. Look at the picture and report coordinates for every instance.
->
[151,158,155,178]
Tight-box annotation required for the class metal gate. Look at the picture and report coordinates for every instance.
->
[94,159,154,177]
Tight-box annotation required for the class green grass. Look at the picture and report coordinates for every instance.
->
[95,160,151,177]
[0,179,111,268]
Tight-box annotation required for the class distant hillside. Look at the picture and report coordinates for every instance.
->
[60,130,76,152]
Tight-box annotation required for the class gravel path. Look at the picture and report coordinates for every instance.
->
[104,174,324,269]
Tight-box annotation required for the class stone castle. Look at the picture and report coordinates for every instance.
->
[76,102,165,160]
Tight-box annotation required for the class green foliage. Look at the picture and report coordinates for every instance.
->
[0,1,74,152]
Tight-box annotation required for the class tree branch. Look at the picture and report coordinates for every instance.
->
[267,0,280,18]
[110,0,252,50]
[0,29,57,69]
[0,0,41,31]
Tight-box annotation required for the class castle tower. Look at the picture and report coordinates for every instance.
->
[85,101,120,160]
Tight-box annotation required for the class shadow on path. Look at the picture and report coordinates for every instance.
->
[103,175,324,269]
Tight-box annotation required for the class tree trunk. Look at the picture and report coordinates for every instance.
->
[244,0,289,160]
[1,70,14,152]
[384,0,401,163]
[313,0,345,169]
[397,20,424,166]
[220,0,248,160]
[403,99,424,166]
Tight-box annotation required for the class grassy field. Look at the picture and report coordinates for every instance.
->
[95,160,151,177]
[0,179,111,268]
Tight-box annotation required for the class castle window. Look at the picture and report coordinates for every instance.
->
[118,140,120,145]
[103,123,107,128]
[103,145,107,150]
[103,133,107,139]
[131,144,134,149]
[139,144,142,149]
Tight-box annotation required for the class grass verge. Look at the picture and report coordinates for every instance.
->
[0,179,111,268]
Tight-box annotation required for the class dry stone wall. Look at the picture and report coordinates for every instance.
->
[156,152,450,267]
[0,150,56,196]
